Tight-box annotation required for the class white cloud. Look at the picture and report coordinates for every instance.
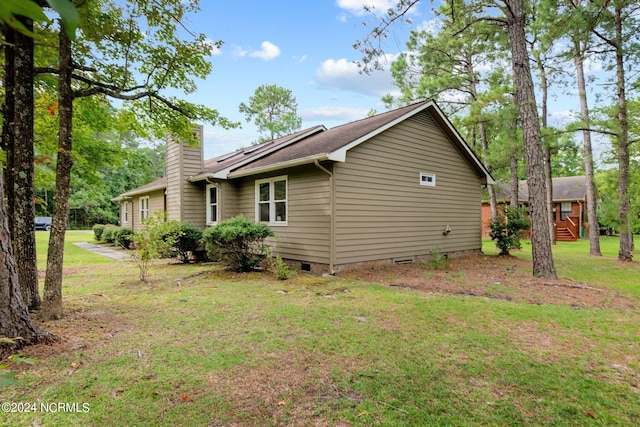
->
[417,18,442,35]
[204,38,222,56]
[336,0,397,16]
[315,55,400,97]
[232,45,248,58]
[583,57,603,73]
[337,13,348,23]
[548,110,577,122]
[300,106,371,122]
[249,41,281,60]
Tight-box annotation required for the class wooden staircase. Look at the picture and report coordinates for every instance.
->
[556,227,577,242]
[555,216,579,242]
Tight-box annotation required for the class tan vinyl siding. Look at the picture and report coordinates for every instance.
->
[233,166,331,264]
[333,115,482,266]
[165,127,205,226]
[130,190,165,232]
[220,180,239,222]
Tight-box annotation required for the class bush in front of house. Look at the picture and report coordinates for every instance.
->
[114,227,134,249]
[155,221,203,263]
[174,222,203,263]
[203,215,274,272]
[93,224,106,241]
[102,224,120,244]
[489,206,530,256]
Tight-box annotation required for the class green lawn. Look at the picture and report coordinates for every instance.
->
[483,236,640,297]
[2,233,639,426]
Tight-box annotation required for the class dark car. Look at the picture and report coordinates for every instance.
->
[34,216,52,231]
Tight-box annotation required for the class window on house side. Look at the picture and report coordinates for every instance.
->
[123,202,129,223]
[140,196,149,220]
[255,176,287,225]
[206,184,218,225]
[420,172,436,187]
[560,202,572,220]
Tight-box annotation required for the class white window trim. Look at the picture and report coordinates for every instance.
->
[139,196,150,221]
[255,175,288,226]
[123,202,129,224]
[419,172,436,187]
[206,184,219,226]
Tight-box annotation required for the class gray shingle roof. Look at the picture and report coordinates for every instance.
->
[495,176,588,202]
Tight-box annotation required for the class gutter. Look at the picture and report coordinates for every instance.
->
[314,160,335,275]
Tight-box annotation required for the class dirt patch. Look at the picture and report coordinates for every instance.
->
[206,352,360,426]
[339,254,637,309]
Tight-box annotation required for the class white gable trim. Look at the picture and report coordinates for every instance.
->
[327,101,494,184]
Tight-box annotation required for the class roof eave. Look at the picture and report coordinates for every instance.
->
[227,154,330,179]
[117,183,167,199]
[213,125,327,179]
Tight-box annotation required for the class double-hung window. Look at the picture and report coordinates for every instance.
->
[560,202,572,220]
[123,202,129,224]
[140,196,149,220]
[256,176,287,225]
[206,184,218,225]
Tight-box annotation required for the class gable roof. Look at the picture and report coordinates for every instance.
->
[116,100,494,200]
[228,100,494,184]
[189,125,327,182]
[494,176,589,202]
[112,177,167,201]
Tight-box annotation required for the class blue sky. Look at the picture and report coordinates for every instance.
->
[182,0,425,159]
[177,0,604,161]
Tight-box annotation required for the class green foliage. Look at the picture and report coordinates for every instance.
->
[239,84,302,143]
[156,221,203,263]
[203,215,274,272]
[266,255,295,280]
[93,224,106,241]
[424,246,451,270]
[0,337,36,388]
[0,0,78,39]
[132,213,177,281]
[489,207,531,256]
[102,224,119,244]
[114,227,134,249]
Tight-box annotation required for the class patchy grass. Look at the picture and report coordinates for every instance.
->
[483,236,640,297]
[1,234,638,426]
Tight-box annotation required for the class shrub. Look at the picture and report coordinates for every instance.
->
[115,227,134,249]
[174,222,203,263]
[93,224,106,241]
[424,246,450,270]
[102,225,119,244]
[489,206,531,256]
[267,255,295,280]
[203,215,274,272]
[132,214,178,281]
[155,221,203,263]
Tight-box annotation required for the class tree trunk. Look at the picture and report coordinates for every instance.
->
[506,0,557,278]
[613,7,632,262]
[573,40,602,256]
[0,170,53,360]
[42,28,74,321]
[12,22,41,310]
[1,28,16,235]
[510,153,519,207]
[533,51,556,245]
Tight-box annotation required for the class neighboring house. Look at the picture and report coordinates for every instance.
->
[114,101,494,273]
[481,175,595,241]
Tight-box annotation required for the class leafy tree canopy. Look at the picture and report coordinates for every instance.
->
[239,84,302,143]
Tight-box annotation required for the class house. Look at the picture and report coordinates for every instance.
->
[114,101,494,273]
[481,175,594,241]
